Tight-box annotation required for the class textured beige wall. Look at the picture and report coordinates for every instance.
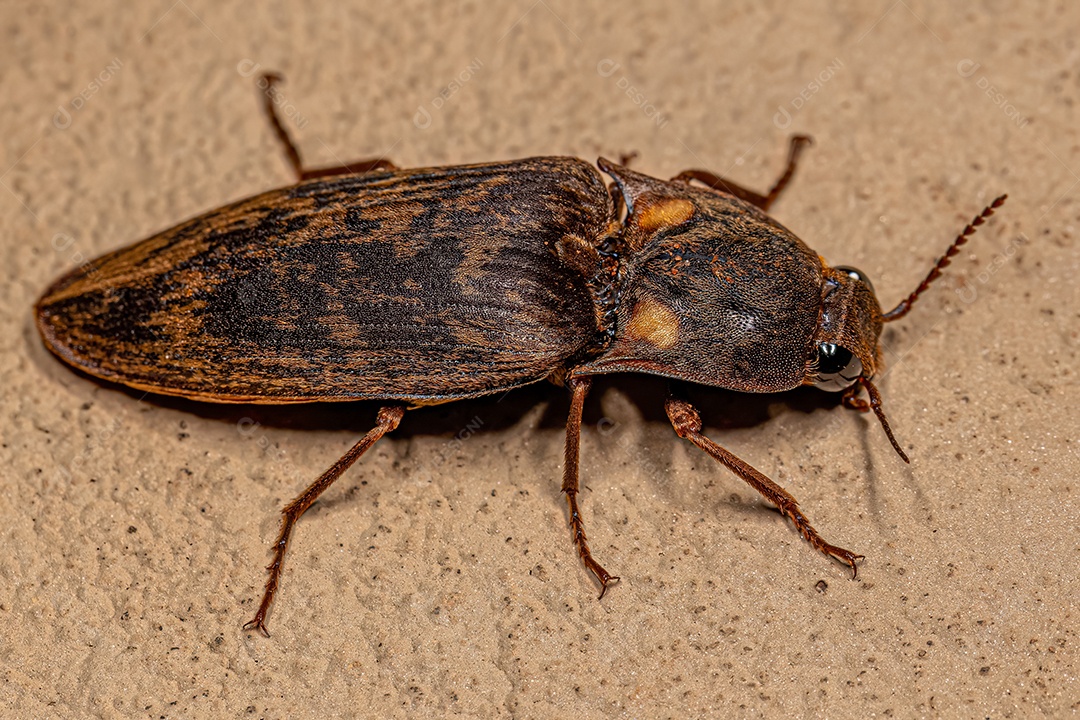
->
[3,1,1076,717]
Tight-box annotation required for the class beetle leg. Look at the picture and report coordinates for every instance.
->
[562,376,621,598]
[664,394,863,578]
[244,405,406,637]
[257,73,399,182]
[671,134,812,211]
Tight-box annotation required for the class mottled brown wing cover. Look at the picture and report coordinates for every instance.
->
[36,158,614,403]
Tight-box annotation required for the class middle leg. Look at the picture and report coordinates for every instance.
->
[561,375,620,598]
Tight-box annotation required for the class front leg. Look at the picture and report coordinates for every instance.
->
[664,392,863,578]
[671,134,812,211]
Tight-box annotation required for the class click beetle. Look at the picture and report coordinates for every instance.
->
[35,74,1007,635]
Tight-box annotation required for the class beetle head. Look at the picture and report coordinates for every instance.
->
[807,264,882,392]
[803,261,915,461]
[798,190,1008,405]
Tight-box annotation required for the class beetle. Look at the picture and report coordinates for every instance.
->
[35,73,1006,635]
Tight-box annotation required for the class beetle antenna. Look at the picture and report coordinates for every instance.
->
[858,377,909,463]
[883,195,1007,322]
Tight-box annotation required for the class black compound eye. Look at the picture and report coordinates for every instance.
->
[813,343,863,392]
[836,265,874,293]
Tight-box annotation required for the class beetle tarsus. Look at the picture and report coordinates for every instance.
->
[795,514,864,579]
[565,488,621,597]
[596,573,621,600]
[243,617,271,638]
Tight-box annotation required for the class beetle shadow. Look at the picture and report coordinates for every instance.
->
[523,374,885,550]
[29,314,861,523]
[530,374,851,510]
[34,360,565,440]
[26,307,844,445]
[116,372,843,443]
[534,373,846,433]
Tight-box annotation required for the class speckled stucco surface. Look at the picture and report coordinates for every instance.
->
[2,1,1076,717]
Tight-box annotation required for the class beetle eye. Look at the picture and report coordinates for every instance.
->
[836,265,874,293]
[813,343,863,392]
